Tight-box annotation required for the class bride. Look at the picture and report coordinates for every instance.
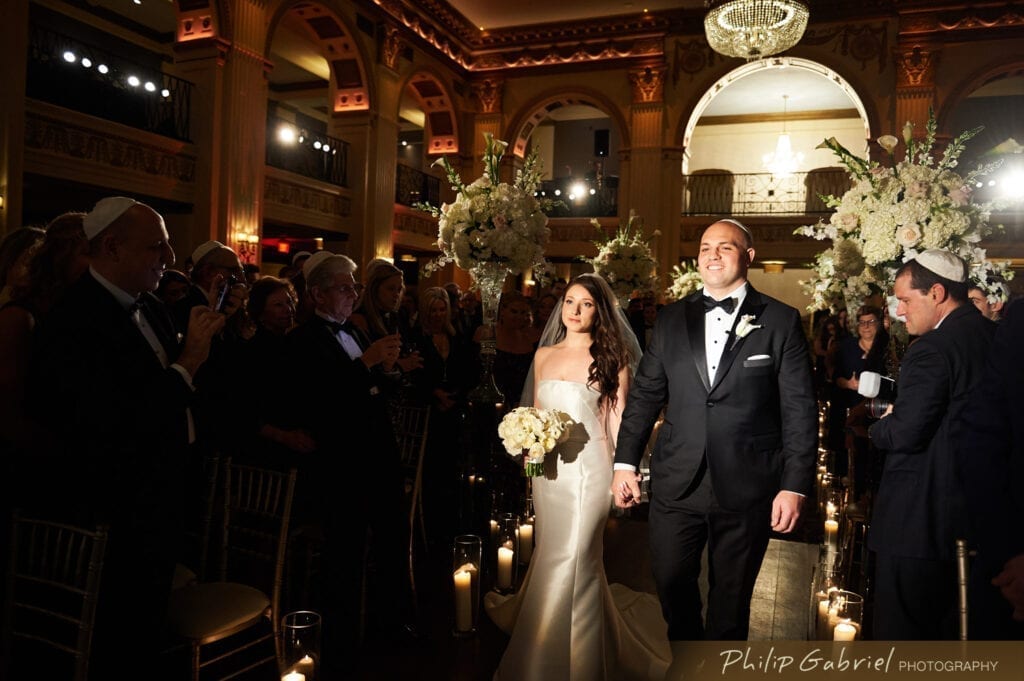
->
[485,273,670,680]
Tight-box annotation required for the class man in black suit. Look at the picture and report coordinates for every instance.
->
[613,219,817,642]
[284,252,412,674]
[28,197,224,675]
[868,250,995,640]
[958,297,1024,639]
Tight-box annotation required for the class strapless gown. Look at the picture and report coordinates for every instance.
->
[485,380,670,681]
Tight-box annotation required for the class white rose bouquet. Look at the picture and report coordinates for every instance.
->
[665,259,703,302]
[795,109,1001,312]
[585,212,659,304]
[417,133,552,278]
[497,407,575,477]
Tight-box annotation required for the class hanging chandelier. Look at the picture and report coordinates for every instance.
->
[762,95,804,178]
[704,0,810,60]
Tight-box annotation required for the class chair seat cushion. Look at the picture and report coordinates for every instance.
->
[166,582,270,640]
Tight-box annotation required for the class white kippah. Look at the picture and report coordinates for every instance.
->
[191,240,225,266]
[291,250,312,266]
[302,251,334,280]
[914,249,967,283]
[83,197,138,239]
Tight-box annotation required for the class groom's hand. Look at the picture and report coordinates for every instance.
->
[770,491,804,533]
[612,469,643,508]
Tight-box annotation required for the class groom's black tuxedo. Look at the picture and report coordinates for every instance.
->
[615,284,817,639]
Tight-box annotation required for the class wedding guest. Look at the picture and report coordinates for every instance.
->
[156,269,190,306]
[868,250,995,639]
[474,291,536,408]
[27,196,224,676]
[486,273,668,679]
[968,282,1007,322]
[0,226,44,306]
[613,219,816,647]
[831,305,889,465]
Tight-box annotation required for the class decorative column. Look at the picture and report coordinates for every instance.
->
[626,63,680,291]
[470,78,505,182]
[0,0,29,234]
[173,0,269,257]
[894,43,940,135]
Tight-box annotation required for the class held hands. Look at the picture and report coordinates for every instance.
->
[361,333,402,370]
[612,469,643,509]
[770,491,804,533]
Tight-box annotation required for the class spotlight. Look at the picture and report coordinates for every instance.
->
[589,188,596,195]
[97,64,109,74]
[571,182,586,198]
[313,140,322,150]
[144,81,156,92]
[63,51,76,63]
[1001,170,1024,201]
[127,75,140,87]
[401,140,408,146]
[298,133,305,144]
[277,124,297,145]
[554,189,561,196]
[322,144,330,152]
[568,193,576,201]
[81,57,92,68]
[160,88,170,98]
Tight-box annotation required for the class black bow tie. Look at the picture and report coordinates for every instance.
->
[325,319,355,335]
[701,295,736,314]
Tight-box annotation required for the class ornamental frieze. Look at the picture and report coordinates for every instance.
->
[264,175,351,217]
[24,113,196,184]
[799,23,889,73]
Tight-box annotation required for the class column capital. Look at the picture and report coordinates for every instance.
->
[894,43,941,89]
[471,78,504,114]
[629,64,666,104]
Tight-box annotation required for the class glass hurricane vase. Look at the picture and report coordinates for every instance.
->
[468,262,510,407]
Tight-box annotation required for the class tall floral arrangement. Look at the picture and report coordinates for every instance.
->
[665,259,703,302]
[419,133,551,281]
[585,212,659,305]
[795,111,1002,312]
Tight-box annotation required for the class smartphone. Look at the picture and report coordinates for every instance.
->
[214,276,236,311]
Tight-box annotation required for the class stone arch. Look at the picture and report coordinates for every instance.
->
[265,1,372,113]
[675,56,876,173]
[507,88,630,159]
[938,58,1024,134]
[401,70,459,155]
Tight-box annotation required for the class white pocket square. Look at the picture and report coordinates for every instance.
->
[746,354,771,360]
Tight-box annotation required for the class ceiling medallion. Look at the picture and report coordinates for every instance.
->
[704,0,809,60]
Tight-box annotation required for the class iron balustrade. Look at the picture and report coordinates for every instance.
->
[683,169,851,216]
[265,117,348,187]
[27,23,192,142]
[395,163,440,207]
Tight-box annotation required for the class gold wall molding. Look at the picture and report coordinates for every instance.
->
[800,22,890,73]
[263,167,352,224]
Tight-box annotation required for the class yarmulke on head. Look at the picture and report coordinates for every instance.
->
[191,240,225,267]
[914,249,967,283]
[83,197,139,240]
[302,250,334,281]
[291,250,312,266]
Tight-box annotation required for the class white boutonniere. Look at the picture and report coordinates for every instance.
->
[732,314,762,349]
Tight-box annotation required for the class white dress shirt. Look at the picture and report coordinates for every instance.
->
[704,282,748,384]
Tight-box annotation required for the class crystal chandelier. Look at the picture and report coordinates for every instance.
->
[704,0,810,60]
[762,95,804,178]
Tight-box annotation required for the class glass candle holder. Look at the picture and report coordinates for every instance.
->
[452,534,482,637]
[519,495,535,565]
[809,561,842,641]
[828,590,864,641]
[494,513,519,594]
[280,610,321,680]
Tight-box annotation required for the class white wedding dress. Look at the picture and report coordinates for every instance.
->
[485,379,670,681]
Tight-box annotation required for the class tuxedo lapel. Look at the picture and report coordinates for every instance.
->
[684,294,711,393]
[710,285,768,393]
[137,293,180,360]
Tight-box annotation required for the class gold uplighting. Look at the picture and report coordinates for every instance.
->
[704,0,809,60]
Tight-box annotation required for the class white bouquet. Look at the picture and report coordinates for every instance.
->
[665,259,703,302]
[585,212,659,304]
[418,133,551,278]
[795,110,1001,312]
[497,407,575,477]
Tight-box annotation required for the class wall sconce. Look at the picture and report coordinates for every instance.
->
[0,195,5,210]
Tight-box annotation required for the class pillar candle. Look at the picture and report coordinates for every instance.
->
[497,545,514,589]
[489,519,498,545]
[453,569,473,631]
[824,519,839,550]
[294,655,314,676]
[282,672,305,681]
[816,596,831,640]
[519,523,534,563]
[833,621,858,641]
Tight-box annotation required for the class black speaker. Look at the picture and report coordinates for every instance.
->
[594,129,609,157]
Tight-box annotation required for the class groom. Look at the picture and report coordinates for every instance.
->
[612,218,817,640]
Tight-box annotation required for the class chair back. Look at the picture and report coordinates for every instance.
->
[218,459,297,641]
[392,403,431,480]
[4,511,108,681]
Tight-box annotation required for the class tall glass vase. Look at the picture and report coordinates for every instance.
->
[469,262,509,407]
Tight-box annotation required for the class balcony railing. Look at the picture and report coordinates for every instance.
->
[683,169,851,216]
[538,177,618,218]
[266,117,348,187]
[27,23,193,141]
[395,163,440,207]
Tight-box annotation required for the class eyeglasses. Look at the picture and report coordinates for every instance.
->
[326,283,364,296]
[857,318,878,327]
